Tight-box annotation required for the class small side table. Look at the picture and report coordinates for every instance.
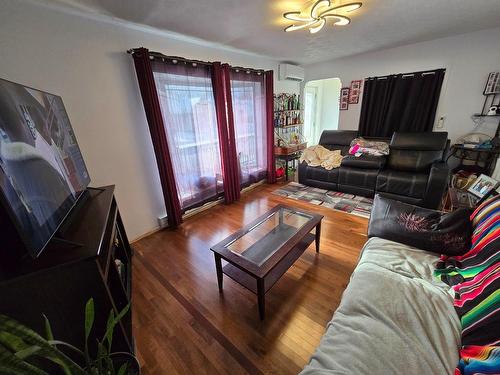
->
[275,151,302,181]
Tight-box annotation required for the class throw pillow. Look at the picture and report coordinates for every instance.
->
[368,194,472,255]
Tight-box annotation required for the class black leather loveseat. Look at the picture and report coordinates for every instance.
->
[298,130,450,209]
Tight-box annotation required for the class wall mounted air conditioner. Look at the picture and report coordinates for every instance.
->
[279,63,304,82]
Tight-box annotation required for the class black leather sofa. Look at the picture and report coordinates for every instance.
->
[298,130,450,209]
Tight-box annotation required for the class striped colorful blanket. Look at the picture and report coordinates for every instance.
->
[435,194,500,375]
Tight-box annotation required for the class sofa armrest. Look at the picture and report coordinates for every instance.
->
[298,161,308,184]
[368,194,471,255]
[422,161,450,209]
[368,194,440,239]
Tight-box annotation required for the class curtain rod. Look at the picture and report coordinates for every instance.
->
[127,48,266,74]
[231,66,265,75]
[127,48,212,66]
[366,68,445,80]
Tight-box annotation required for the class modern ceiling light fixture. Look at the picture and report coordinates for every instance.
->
[284,0,362,34]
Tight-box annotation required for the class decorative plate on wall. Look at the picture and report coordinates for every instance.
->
[340,87,350,110]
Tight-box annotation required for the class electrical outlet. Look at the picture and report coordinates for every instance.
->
[436,116,445,129]
[157,215,168,228]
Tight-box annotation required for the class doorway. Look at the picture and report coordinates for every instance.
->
[303,78,341,145]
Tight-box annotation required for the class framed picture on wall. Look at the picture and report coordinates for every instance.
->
[340,87,350,110]
[484,72,500,94]
[349,80,362,104]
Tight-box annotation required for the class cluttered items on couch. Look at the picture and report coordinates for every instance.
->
[299,145,344,170]
[349,137,390,157]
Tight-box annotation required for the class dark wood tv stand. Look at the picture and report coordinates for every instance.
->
[0,185,135,358]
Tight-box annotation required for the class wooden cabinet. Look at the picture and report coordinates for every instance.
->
[0,185,134,358]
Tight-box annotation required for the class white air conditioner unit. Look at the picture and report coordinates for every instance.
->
[279,64,304,82]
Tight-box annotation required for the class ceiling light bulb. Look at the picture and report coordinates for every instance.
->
[310,18,326,33]
[283,12,312,22]
[332,3,362,12]
[311,0,330,18]
[321,14,351,25]
[283,0,361,34]
[285,20,319,32]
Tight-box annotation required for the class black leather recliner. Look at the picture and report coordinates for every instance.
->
[298,130,450,209]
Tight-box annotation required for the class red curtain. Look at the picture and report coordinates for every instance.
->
[212,62,240,203]
[265,70,276,184]
[132,48,183,227]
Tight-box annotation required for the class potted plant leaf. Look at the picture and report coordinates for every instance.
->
[0,298,139,374]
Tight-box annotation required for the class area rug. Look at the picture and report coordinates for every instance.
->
[272,182,373,218]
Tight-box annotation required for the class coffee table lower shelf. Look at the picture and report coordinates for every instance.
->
[221,233,315,319]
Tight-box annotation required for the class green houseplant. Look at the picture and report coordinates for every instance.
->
[0,298,139,375]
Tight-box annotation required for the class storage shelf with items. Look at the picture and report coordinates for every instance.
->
[273,93,307,181]
[477,72,500,117]
[449,72,500,178]
[274,92,303,127]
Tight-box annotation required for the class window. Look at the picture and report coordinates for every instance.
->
[153,64,223,211]
[230,72,267,187]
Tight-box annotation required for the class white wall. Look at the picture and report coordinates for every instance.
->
[0,0,300,240]
[304,27,500,143]
[318,78,341,135]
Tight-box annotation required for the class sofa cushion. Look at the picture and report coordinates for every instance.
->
[305,164,339,184]
[338,167,378,190]
[300,237,461,375]
[376,170,428,198]
[341,154,386,169]
[387,132,447,172]
[390,131,448,151]
[319,130,357,155]
[387,149,445,172]
[368,195,472,256]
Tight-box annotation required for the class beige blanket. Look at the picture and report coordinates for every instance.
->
[299,145,343,170]
[300,237,460,375]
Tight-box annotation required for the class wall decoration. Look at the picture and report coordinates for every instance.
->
[484,72,500,95]
[349,80,362,104]
[340,87,350,110]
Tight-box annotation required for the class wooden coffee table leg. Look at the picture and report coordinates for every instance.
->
[257,278,265,320]
[214,253,223,292]
[315,221,321,253]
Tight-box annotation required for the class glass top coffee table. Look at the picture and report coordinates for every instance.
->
[210,204,323,320]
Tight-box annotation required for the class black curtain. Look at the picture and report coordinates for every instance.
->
[358,69,445,137]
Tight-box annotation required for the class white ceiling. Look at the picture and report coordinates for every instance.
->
[44,0,500,64]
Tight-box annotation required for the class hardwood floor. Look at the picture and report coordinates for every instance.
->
[132,184,369,374]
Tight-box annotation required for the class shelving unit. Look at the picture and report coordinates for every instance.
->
[273,93,307,181]
[0,186,135,362]
[450,73,500,176]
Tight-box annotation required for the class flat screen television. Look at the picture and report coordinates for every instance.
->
[0,78,90,258]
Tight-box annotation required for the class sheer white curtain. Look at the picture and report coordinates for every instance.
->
[230,71,267,187]
[153,62,223,211]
